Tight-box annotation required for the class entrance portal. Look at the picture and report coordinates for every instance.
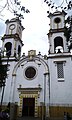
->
[22,98,35,117]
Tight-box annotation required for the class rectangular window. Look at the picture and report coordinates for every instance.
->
[57,62,64,79]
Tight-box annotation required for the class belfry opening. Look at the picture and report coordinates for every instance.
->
[54,36,63,53]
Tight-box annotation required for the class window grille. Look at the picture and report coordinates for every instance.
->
[57,62,64,79]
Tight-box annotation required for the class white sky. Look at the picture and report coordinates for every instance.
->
[0,0,71,55]
[21,0,50,55]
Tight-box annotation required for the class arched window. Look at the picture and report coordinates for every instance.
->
[54,37,63,53]
[5,42,12,57]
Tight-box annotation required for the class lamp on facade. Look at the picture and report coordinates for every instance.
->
[0,49,10,108]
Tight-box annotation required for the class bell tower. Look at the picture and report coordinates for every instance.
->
[48,10,68,54]
[1,17,24,58]
[48,10,72,117]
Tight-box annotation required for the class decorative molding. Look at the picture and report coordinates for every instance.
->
[18,87,42,92]
[18,89,40,117]
[1,34,24,46]
[53,60,66,66]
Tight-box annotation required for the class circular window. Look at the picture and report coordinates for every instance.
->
[25,67,36,79]
[9,24,16,30]
[54,17,61,24]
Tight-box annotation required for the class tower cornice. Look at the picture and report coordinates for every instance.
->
[48,28,65,36]
[1,33,24,46]
[48,10,67,18]
[48,52,72,58]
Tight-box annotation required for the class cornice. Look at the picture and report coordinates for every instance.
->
[47,28,65,36]
[1,33,24,46]
[48,53,72,58]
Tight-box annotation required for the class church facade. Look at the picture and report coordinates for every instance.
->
[0,10,72,118]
